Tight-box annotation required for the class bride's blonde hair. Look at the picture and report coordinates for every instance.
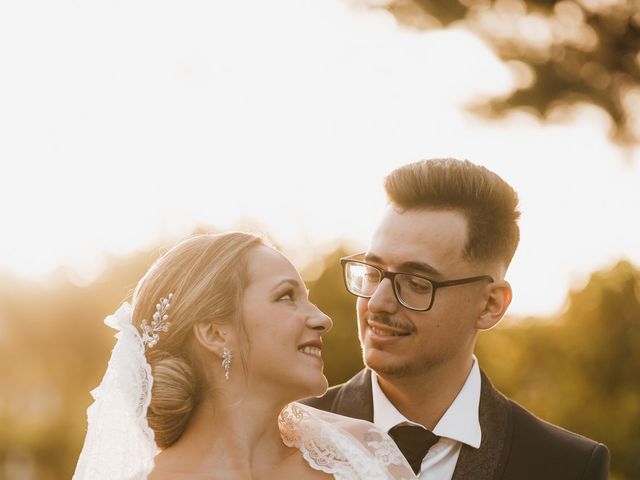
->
[131,232,263,449]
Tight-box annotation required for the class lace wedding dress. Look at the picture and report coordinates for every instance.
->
[279,402,415,479]
[73,303,416,480]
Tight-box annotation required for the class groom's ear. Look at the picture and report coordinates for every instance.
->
[193,322,229,357]
[476,280,512,330]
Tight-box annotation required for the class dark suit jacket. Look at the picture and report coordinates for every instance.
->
[302,369,609,479]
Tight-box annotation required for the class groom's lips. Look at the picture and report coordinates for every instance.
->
[366,320,412,343]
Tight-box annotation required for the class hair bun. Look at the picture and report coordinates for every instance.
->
[146,352,198,449]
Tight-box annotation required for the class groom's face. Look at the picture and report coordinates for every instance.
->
[356,206,486,378]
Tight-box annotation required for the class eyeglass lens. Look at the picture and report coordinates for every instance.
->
[345,262,434,310]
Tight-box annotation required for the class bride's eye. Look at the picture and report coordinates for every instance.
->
[278,289,295,302]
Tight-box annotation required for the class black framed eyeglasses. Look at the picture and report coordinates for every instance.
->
[340,255,494,312]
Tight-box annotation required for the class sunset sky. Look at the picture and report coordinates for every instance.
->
[1,0,639,317]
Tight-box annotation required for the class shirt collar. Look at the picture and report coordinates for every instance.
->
[371,357,482,449]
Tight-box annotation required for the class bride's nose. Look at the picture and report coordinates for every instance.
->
[306,304,332,333]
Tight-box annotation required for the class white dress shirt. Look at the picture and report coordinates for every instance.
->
[371,358,482,479]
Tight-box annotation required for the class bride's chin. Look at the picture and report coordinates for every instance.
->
[307,374,329,398]
[292,374,328,401]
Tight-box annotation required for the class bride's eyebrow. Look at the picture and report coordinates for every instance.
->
[272,278,311,297]
[271,278,303,292]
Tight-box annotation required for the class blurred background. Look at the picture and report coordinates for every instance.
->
[0,0,638,478]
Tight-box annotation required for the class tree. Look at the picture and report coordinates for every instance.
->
[363,0,640,145]
[476,260,640,479]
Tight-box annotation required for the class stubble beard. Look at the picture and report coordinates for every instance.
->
[359,311,432,378]
[363,345,445,380]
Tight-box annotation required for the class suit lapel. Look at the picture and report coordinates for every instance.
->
[452,370,513,480]
[332,368,513,479]
[332,368,374,422]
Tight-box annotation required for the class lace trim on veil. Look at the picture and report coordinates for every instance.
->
[73,303,157,480]
[279,402,416,480]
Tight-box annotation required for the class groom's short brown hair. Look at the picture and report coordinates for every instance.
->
[384,158,521,268]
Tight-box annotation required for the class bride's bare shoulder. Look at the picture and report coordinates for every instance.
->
[147,465,215,480]
[147,452,195,480]
[147,448,332,480]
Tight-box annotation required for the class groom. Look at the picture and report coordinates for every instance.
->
[304,159,609,479]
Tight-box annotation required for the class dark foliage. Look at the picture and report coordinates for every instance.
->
[365,0,640,145]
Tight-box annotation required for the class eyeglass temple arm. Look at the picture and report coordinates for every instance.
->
[434,275,494,288]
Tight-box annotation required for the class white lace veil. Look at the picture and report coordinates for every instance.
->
[73,303,157,480]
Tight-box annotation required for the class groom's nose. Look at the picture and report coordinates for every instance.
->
[367,278,400,314]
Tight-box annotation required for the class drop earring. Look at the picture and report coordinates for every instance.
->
[222,347,232,380]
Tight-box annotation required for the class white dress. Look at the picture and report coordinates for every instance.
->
[279,402,415,479]
[72,303,416,480]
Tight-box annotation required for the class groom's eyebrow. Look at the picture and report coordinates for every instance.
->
[398,261,441,277]
[363,253,384,265]
[364,253,441,277]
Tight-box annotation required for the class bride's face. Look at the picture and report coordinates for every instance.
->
[241,245,332,401]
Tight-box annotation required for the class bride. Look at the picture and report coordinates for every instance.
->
[74,232,415,479]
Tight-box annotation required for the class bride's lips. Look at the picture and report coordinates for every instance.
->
[297,339,323,361]
[366,320,411,344]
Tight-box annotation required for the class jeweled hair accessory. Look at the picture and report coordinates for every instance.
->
[140,293,174,349]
